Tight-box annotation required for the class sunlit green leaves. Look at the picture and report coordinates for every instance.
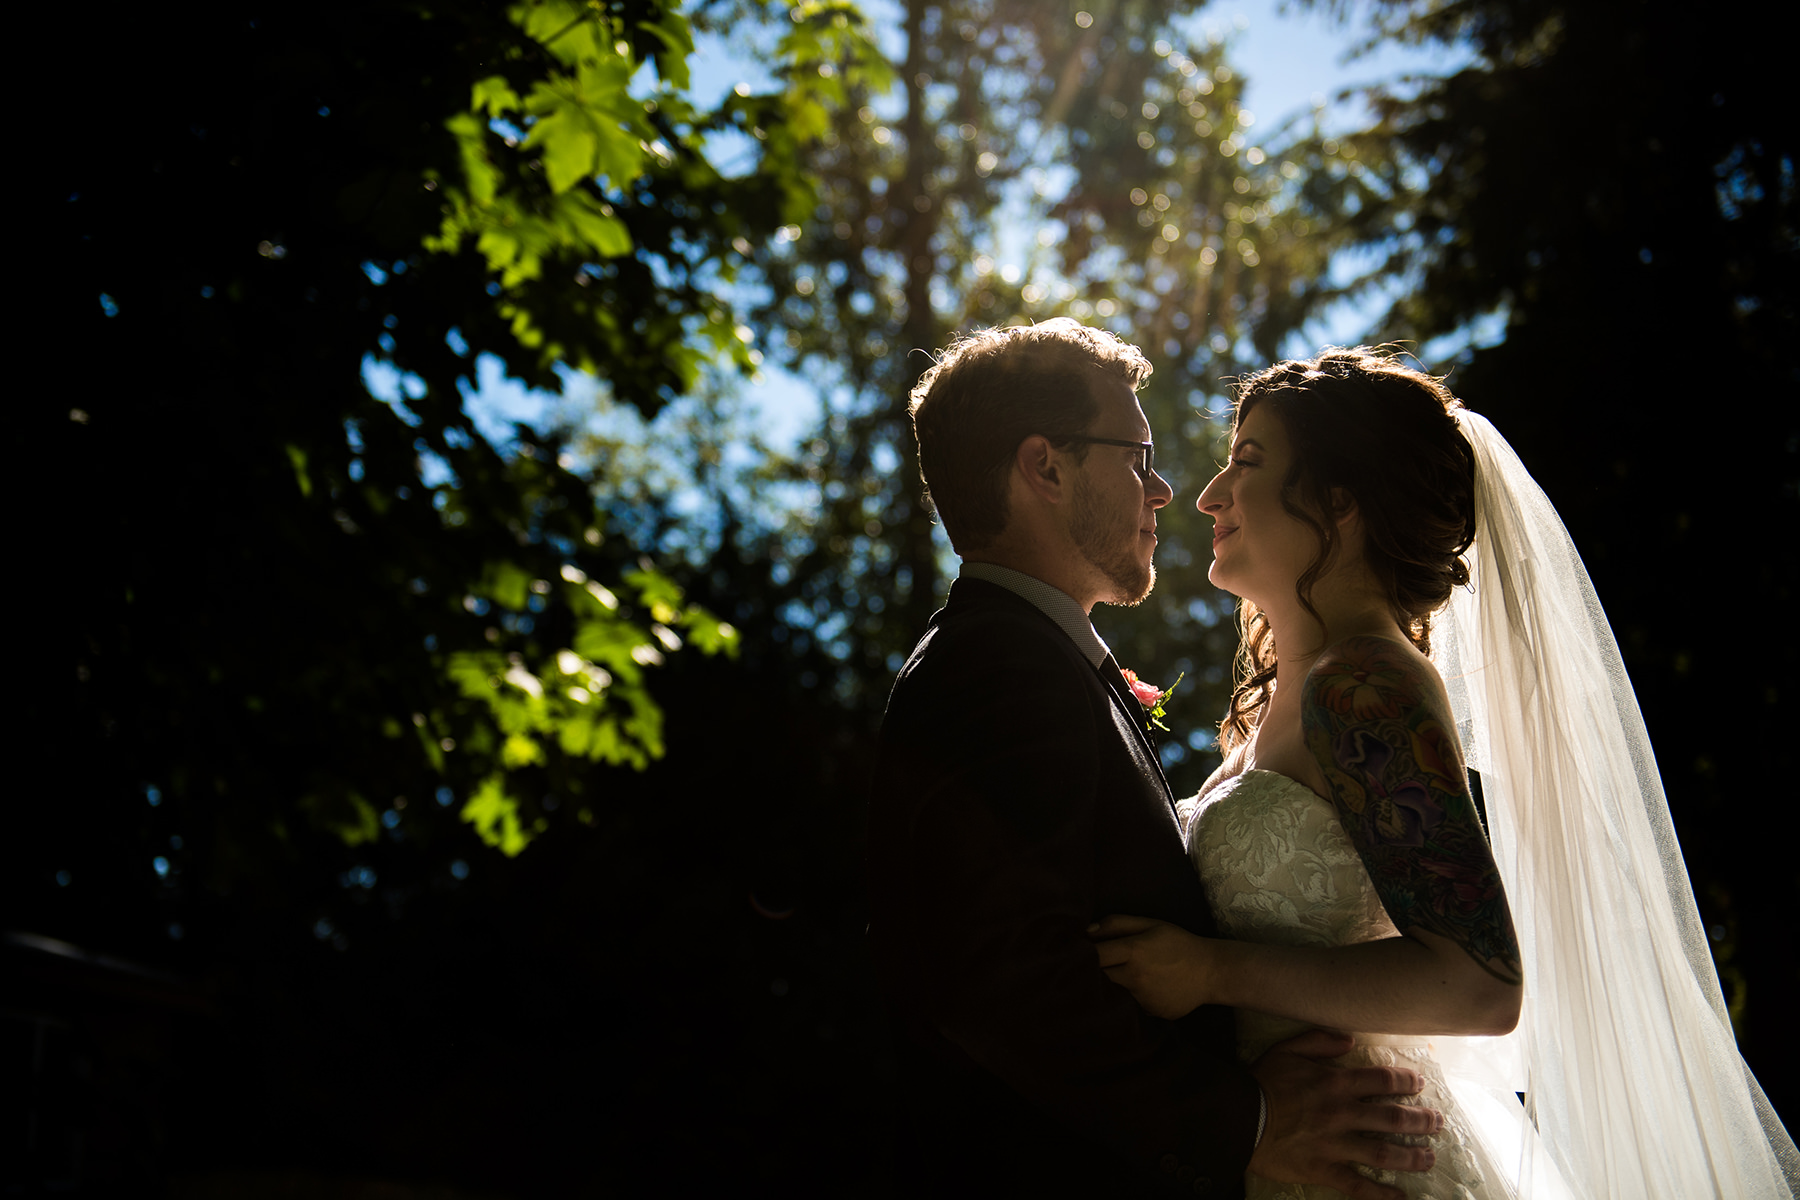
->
[481,560,535,611]
[471,75,524,118]
[638,18,696,91]
[681,607,742,658]
[625,564,742,658]
[523,71,645,193]
[462,774,533,856]
[433,558,736,855]
[427,3,661,347]
[501,732,547,769]
[421,1,883,416]
[775,2,892,140]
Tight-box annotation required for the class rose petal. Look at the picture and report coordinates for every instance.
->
[1129,680,1164,706]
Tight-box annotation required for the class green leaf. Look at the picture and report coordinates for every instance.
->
[681,606,741,658]
[591,124,653,192]
[528,102,601,193]
[443,111,498,206]
[558,708,594,756]
[589,714,651,769]
[299,790,380,847]
[572,617,650,680]
[285,443,312,498]
[462,774,530,856]
[474,226,522,277]
[484,560,533,610]
[472,74,523,117]
[560,192,633,258]
[415,724,445,772]
[624,566,685,624]
[618,688,664,762]
[568,575,621,616]
[501,732,545,768]
[639,16,694,91]
[447,650,504,700]
[512,0,612,70]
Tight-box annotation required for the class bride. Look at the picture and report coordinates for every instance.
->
[1091,350,1798,1198]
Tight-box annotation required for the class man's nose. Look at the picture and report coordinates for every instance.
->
[1146,468,1174,508]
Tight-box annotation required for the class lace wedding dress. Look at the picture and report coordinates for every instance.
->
[1189,769,1547,1200]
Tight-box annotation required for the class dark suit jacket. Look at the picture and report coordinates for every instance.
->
[868,578,1259,1198]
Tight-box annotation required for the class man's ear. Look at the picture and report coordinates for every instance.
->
[1014,435,1069,505]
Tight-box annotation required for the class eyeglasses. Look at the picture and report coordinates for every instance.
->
[1050,435,1155,479]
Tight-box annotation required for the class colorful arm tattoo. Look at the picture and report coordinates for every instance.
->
[1302,636,1523,985]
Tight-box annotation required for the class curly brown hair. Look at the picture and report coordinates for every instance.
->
[1219,348,1477,754]
[909,319,1153,553]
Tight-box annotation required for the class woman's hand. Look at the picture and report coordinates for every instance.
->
[1089,915,1221,1019]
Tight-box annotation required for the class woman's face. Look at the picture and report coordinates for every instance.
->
[1195,401,1321,603]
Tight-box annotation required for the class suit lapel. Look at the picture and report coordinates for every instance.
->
[1096,657,1178,813]
[1097,660,1146,743]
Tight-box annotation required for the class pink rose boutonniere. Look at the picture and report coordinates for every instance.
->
[1121,668,1183,732]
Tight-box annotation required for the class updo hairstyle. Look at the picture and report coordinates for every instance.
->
[1220,348,1478,753]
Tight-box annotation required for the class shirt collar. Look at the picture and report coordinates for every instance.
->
[959,562,1111,669]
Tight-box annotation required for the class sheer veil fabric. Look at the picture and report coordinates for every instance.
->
[1429,409,1798,1198]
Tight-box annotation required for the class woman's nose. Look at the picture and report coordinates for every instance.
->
[1196,470,1225,514]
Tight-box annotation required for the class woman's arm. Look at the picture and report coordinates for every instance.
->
[1094,637,1522,1036]
[1092,919,1517,1034]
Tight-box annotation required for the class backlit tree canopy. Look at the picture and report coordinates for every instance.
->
[37,0,884,947]
[696,0,1405,758]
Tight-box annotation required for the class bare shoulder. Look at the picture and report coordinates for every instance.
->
[1297,633,1522,983]
[1298,633,1468,817]
[1301,634,1453,729]
[1191,738,1250,804]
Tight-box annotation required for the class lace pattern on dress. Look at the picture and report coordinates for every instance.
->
[1190,771,1501,1200]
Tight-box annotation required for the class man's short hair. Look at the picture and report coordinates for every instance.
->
[908,319,1153,553]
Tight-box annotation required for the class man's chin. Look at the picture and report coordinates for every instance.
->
[1097,566,1156,608]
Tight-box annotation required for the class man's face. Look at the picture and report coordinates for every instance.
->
[1068,381,1174,607]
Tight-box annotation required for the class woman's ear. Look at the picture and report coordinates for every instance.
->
[1329,486,1359,527]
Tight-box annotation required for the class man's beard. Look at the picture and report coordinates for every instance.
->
[1071,479,1154,606]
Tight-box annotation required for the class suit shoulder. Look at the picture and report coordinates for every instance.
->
[885,603,1096,730]
[907,597,1087,683]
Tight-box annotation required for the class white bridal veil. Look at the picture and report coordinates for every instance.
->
[1430,409,1798,1198]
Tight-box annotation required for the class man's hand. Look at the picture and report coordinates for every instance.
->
[1249,1029,1442,1200]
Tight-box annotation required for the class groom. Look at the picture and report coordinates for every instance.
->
[867,321,1440,1198]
